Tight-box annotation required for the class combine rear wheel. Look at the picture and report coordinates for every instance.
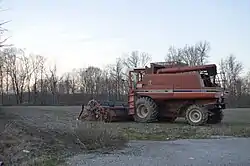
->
[134,97,158,123]
[207,109,224,124]
[185,105,208,126]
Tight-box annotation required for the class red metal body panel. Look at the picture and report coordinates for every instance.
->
[136,92,218,100]
[157,64,217,74]
[141,72,203,90]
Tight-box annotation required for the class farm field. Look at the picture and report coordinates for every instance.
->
[1,106,250,165]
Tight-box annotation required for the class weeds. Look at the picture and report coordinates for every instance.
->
[0,112,127,165]
[122,122,250,141]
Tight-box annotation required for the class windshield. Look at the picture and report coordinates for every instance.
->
[130,71,145,89]
[200,74,213,87]
[200,70,218,87]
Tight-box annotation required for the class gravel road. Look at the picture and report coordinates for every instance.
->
[2,106,250,166]
[67,138,250,166]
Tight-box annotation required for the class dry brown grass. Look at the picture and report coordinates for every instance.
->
[74,122,128,151]
[0,112,128,166]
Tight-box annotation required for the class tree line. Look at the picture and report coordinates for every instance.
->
[0,40,249,107]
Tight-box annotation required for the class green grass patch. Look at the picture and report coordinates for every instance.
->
[121,122,250,141]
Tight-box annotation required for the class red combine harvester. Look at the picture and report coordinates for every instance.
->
[78,61,228,126]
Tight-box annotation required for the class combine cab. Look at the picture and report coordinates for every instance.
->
[78,61,228,126]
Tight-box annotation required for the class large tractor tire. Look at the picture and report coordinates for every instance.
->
[133,97,158,123]
[185,105,208,126]
[207,109,224,124]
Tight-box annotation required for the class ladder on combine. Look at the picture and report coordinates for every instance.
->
[128,90,135,115]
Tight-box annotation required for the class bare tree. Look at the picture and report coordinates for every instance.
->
[69,69,77,94]
[85,66,102,96]
[108,58,125,100]
[30,55,45,103]
[101,68,111,100]
[0,8,11,104]
[241,72,250,94]
[219,54,243,107]
[165,41,210,66]
[77,68,86,93]
[3,47,28,104]
[0,20,11,48]
[3,51,10,99]
[61,69,78,94]
[22,54,32,103]
[123,51,152,69]
[0,51,5,104]
[45,64,61,104]
[76,66,103,96]
[63,72,71,94]
[164,46,183,62]
[219,54,243,93]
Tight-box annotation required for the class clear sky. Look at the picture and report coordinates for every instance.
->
[1,0,250,75]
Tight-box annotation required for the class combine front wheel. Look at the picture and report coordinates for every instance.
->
[185,105,208,126]
[134,97,158,123]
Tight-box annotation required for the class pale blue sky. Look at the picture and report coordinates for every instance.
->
[1,0,250,75]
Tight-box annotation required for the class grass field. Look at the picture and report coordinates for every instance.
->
[104,108,250,140]
[1,106,250,165]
